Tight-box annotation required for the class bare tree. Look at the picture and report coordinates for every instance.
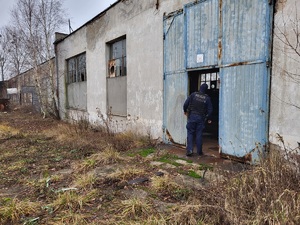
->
[37,0,66,118]
[0,28,11,81]
[3,26,30,80]
[10,0,66,118]
[273,0,300,109]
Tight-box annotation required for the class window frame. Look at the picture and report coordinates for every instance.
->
[108,37,126,78]
[66,52,86,84]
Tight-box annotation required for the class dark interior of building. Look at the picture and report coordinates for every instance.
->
[188,68,219,139]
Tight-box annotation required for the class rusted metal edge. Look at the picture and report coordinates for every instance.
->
[165,129,186,148]
[219,152,252,164]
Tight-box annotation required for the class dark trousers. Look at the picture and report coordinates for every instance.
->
[186,113,205,155]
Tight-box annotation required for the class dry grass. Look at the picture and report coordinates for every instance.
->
[151,175,191,201]
[221,150,300,225]
[118,197,152,219]
[73,172,97,190]
[95,145,124,164]
[112,131,154,151]
[1,109,299,225]
[73,146,124,173]
[108,167,145,181]
[0,124,20,137]
[51,189,97,212]
[0,198,40,224]
[48,211,91,225]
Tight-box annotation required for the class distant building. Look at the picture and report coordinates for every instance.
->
[6,58,55,112]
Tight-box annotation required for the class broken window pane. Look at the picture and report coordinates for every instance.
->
[67,53,86,84]
[108,38,126,77]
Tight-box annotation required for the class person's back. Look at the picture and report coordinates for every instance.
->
[188,91,209,117]
[183,83,212,156]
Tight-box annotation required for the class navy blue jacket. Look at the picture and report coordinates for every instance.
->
[183,91,213,120]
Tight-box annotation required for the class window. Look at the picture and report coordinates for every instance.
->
[107,37,127,116]
[23,93,32,104]
[67,53,86,83]
[199,70,220,90]
[108,38,126,77]
[66,52,87,110]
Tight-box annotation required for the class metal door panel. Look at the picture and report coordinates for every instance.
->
[222,0,271,64]
[185,0,219,69]
[219,0,272,162]
[219,63,269,161]
[163,11,187,145]
[164,72,187,145]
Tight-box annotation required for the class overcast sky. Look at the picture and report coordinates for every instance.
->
[0,0,117,33]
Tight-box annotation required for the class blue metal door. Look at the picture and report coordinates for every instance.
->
[163,11,187,145]
[185,0,219,69]
[219,0,272,162]
[163,0,272,162]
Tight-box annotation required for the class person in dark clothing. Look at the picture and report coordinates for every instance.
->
[183,83,213,156]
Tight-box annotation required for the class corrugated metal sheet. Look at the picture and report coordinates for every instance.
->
[164,72,187,145]
[185,0,219,69]
[163,11,187,145]
[219,64,269,161]
[222,0,270,64]
[164,11,185,74]
[219,0,271,162]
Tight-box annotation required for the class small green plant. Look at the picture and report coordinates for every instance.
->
[187,170,201,179]
[158,154,181,167]
[139,148,155,157]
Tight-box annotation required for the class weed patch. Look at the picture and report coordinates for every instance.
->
[158,153,181,166]
[187,170,201,179]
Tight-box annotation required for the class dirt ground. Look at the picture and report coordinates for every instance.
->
[0,107,247,225]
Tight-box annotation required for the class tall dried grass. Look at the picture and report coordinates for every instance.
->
[171,148,300,225]
[222,149,300,224]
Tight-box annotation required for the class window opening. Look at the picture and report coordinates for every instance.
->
[67,53,86,84]
[199,71,220,91]
[108,38,126,78]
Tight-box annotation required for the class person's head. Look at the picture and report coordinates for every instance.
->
[199,83,208,93]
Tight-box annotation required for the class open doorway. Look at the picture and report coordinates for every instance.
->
[188,68,219,142]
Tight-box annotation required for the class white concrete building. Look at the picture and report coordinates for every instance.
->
[55,0,300,162]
